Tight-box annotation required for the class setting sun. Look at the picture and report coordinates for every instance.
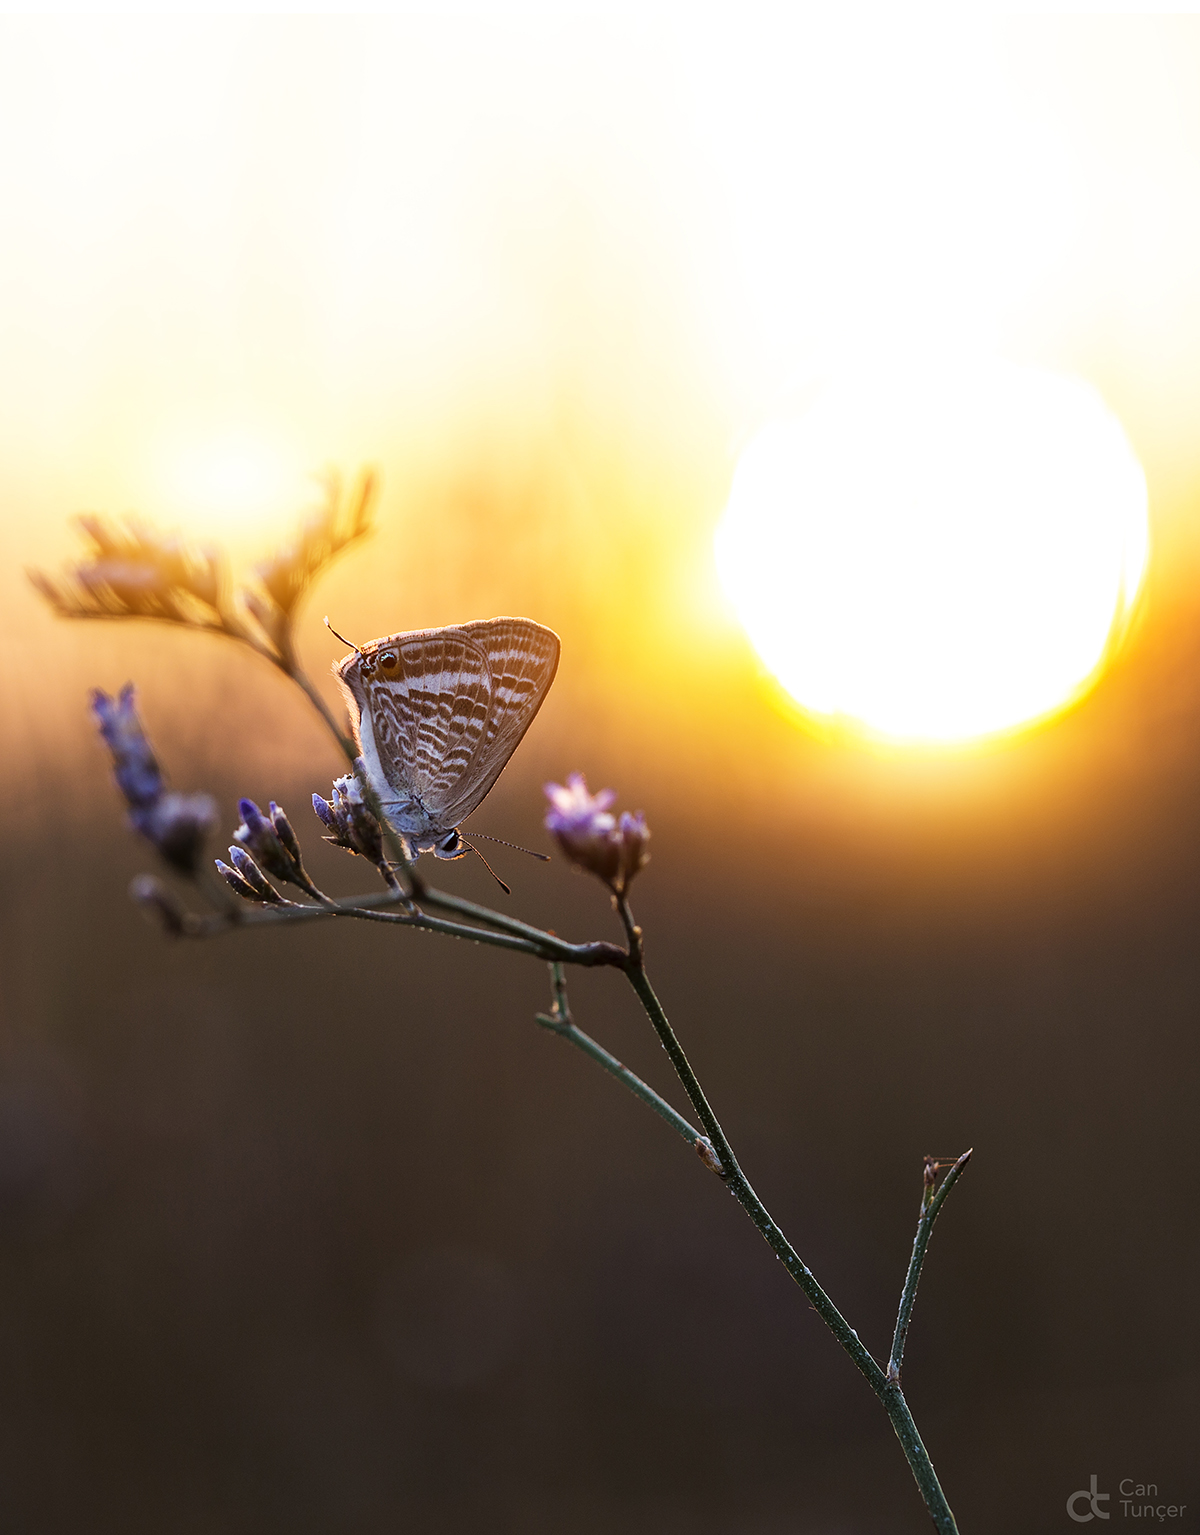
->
[150,428,315,547]
[714,356,1149,743]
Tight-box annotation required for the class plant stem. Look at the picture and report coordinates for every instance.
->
[876,1387,958,1534]
[535,964,720,1166]
[182,888,627,966]
[419,886,599,954]
[889,1150,973,1385]
[616,898,960,1534]
[621,957,885,1387]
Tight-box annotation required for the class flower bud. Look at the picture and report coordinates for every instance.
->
[544,774,621,884]
[216,855,284,905]
[215,858,258,901]
[544,776,651,895]
[616,810,650,891]
[228,845,284,902]
[314,770,387,867]
[268,801,302,865]
[91,684,163,809]
[233,798,295,883]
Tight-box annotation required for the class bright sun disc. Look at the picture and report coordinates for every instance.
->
[714,358,1149,744]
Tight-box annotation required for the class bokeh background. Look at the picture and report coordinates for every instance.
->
[1,13,1198,1533]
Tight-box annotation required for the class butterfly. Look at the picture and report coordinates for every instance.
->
[332,616,560,867]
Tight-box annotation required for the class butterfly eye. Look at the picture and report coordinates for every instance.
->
[379,650,399,673]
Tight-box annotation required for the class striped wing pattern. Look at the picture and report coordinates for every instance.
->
[440,618,561,825]
[367,632,492,808]
[364,618,559,831]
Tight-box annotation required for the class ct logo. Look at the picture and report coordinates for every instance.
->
[1067,1475,1110,1522]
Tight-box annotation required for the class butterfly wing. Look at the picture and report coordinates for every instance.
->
[430,617,561,828]
[363,630,493,809]
[350,618,559,834]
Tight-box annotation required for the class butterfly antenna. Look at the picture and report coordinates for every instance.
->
[462,842,511,896]
[324,616,362,653]
[467,831,551,862]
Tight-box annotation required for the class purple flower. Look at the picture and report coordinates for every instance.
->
[91,685,215,873]
[90,685,163,809]
[313,769,389,870]
[543,774,621,887]
[216,847,286,904]
[232,798,306,887]
[616,809,651,888]
[544,776,650,893]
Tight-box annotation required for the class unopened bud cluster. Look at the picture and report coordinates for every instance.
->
[216,799,315,904]
[544,774,650,895]
[313,769,394,874]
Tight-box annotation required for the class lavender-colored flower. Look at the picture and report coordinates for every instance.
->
[90,685,163,808]
[313,769,388,868]
[544,773,621,885]
[217,846,285,904]
[233,798,305,886]
[91,685,216,872]
[269,802,303,866]
[215,858,257,902]
[617,809,651,889]
[544,775,650,894]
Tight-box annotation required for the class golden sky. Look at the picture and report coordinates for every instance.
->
[6,14,1200,847]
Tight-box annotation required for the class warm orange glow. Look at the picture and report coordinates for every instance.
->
[1,16,1199,789]
[150,427,314,545]
[714,357,1149,743]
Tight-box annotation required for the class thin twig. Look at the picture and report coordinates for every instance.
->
[620,952,885,1382]
[420,886,601,954]
[614,888,644,967]
[888,1149,973,1386]
[535,964,722,1169]
[179,889,626,966]
[615,897,960,1534]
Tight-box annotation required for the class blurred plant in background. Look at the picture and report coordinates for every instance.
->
[31,478,972,1535]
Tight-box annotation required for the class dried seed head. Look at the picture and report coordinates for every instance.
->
[31,518,229,628]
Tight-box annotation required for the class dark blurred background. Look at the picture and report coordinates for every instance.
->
[2,14,1199,1534]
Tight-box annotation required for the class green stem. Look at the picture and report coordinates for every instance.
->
[889,1150,973,1384]
[182,889,625,966]
[616,901,959,1534]
[877,1387,959,1534]
[337,904,620,965]
[621,960,885,1386]
[535,964,720,1167]
[419,886,606,957]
